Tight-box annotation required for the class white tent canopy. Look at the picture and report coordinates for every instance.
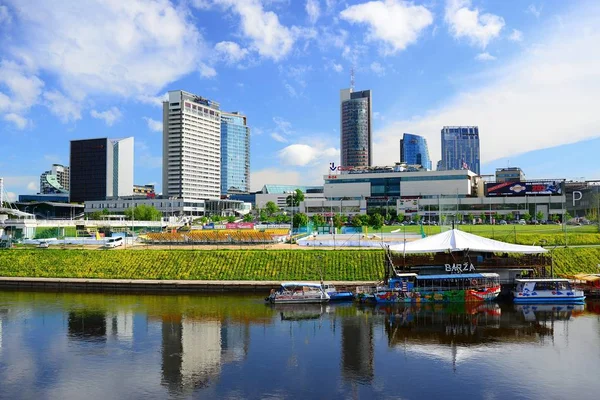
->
[388,229,548,254]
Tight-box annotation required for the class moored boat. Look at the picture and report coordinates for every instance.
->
[266,282,330,304]
[571,273,600,298]
[513,278,585,303]
[374,273,501,303]
[321,283,354,301]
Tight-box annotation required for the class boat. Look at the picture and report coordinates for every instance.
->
[374,273,501,303]
[266,282,330,304]
[513,278,585,303]
[321,283,354,301]
[571,273,600,298]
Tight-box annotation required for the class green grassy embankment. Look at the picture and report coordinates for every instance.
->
[0,248,600,281]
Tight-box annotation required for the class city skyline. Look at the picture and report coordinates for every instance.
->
[2,0,600,200]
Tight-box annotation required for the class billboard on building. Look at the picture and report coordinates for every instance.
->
[485,181,562,197]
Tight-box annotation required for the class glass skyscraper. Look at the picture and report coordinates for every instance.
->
[399,133,432,170]
[440,126,480,174]
[340,89,372,167]
[221,112,250,194]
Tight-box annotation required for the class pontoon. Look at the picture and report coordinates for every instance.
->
[513,278,585,303]
[266,282,330,304]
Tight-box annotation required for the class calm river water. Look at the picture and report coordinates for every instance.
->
[1,290,599,400]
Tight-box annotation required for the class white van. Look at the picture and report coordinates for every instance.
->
[103,236,123,248]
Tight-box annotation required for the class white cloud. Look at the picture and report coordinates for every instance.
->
[373,4,600,168]
[215,0,294,61]
[26,181,37,191]
[0,60,44,114]
[527,4,542,18]
[509,29,523,42]
[271,132,288,143]
[284,83,298,98]
[273,116,293,135]
[143,117,162,132]
[5,192,17,202]
[251,168,301,192]
[215,41,249,64]
[1,176,39,197]
[370,61,385,76]
[445,0,505,49]
[475,52,496,61]
[90,107,122,127]
[278,144,339,166]
[43,90,82,123]
[3,113,29,129]
[136,93,168,108]
[306,0,321,24]
[199,63,217,78]
[3,0,206,106]
[340,0,433,55]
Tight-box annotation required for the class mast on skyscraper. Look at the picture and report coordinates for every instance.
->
[350,66,355,92]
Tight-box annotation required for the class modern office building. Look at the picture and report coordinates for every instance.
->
[40,164,70,194]
[133,184,155,196]
[69,137,134,203]
[221,111,250,195]
[163,90,221,200]
[495,167,525,183]
[340,89,372,167]
[440,126,480,175]
[400,133,432,170]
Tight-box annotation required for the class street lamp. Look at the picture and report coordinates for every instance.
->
[286,191,296,243]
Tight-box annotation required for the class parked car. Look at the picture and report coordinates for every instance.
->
[38,242,49,249]
[518,219,526,225]
[499,220,507,225]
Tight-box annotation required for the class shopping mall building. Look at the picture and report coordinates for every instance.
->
[299,165,566,222]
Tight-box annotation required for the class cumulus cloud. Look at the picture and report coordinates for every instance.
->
[527,4,542,18]
[509,29,523,42]
[340,0,433,54]
[306,0,321,24]
[271,132,288,143]
[26,181,37,191]
[0,60,44,114]
[43,90,82,123]
[445,0,505,48]
[370,61,385,76]
[215,0,294,61]
[199,63,217,78]
[278,144,339,166]
[475,52,496,61]
[373,4,600,168]
[3,113,29,129]
[143,117,162,132]
[215,41,249,64]
[136,93,168,108]
[90,107,122,126]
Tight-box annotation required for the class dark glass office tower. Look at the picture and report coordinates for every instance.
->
[340,89,372,167]
[400,133,432,170]
[440,126,480,174]
[69,138,109,203]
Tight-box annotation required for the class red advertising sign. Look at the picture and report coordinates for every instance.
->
[225,222,255,229]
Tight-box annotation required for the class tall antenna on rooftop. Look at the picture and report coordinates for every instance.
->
[350,66,355,92]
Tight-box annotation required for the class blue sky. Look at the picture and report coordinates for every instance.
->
[1,0,600,199]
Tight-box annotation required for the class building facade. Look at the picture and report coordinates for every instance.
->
[340,89,372,167]
[133,184,155,196]
[495,167,525,183]
[400,133,432,170]
[162,90,221,200]
[221,112,250,194]
[440,126,480,175]
[69,138,134,203]
[40,164,70,194]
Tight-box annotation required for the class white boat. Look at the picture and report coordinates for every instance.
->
[266,282,330,304]
[513,278,585,303]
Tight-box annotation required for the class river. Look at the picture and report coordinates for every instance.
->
[0,290,599,399]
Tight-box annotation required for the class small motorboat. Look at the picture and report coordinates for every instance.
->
[321,283,354,301]
[266,282,330,304]
[513,278,585,303]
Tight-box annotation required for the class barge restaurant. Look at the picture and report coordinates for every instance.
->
[299,165,566,221]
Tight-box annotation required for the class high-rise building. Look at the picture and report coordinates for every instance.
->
[69,137,134,203]
[399,133,432,170]
[221,112,250,195]
[340,89,372,167]
[495,167,525,183]
[440,126,480,174]
[40,164,70,194]
[163,90,221,199]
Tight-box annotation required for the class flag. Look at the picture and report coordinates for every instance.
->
[462,159,468,170]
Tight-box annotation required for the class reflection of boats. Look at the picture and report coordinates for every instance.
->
[374,273,501,303]
[268,303,327,321]
[513,279,585,303]
[266,282,330,304]
[322,284,354,301]
[515,303,585,322]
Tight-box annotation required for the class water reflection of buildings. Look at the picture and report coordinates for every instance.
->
[67,310,134,342]
[161,316,250,395]
[341,316,374,383]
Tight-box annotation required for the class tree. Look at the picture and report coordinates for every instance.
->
[286,189,305,207]
[523,212,532,222]
[564,211,572,222]
[125,205,162,221]
[455,212,463,223]
[397,212,405,222]
[243,213,253,222]
[493,212,501,223]
[370,213,384,230]
[466,213,474,224]
[535,211,545,222]
[505,212,514,222]
[312,214,325,226]
[293,213,308,228]
[89,211,102,220]
[265,201,279,217]
[479,212,486,224]
[212,215,223,223]
[412,214,422,223]
[259,209,268,222]
[227,215,236,223]
[332,214,345,230]
[275,213,289,224]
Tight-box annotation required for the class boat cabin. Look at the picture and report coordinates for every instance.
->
[415,273,500,292]
[515,278,573,293]
[387,273,418,290]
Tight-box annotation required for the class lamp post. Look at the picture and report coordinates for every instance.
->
[287,191,296,246]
